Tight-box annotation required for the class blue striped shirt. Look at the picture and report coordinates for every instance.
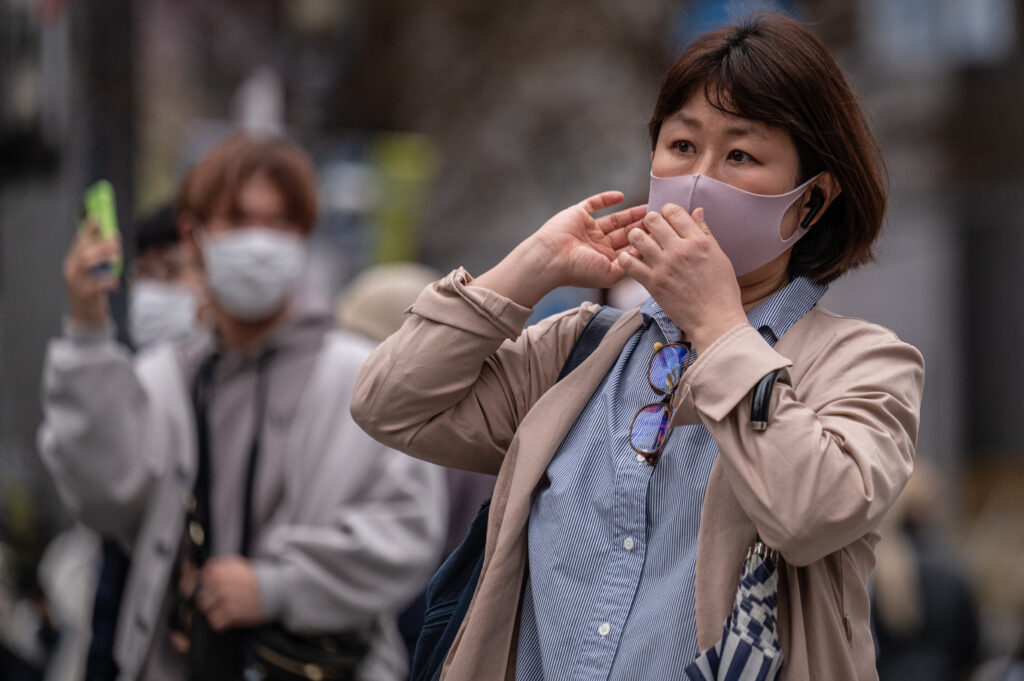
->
[515,276,827,681]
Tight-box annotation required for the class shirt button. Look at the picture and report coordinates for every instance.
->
[636,453,646,463]
[598,622,611,637]
[623,537,635,551]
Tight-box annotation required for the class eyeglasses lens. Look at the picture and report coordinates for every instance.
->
[648,343,689,394]
[630,403,672,455]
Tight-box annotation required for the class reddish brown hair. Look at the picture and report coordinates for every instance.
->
[649,14,886,284]
[178,132,319,233]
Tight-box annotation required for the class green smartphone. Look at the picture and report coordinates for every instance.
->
[80,179,122,277]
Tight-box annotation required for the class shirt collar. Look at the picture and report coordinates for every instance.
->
[638,276,828,346]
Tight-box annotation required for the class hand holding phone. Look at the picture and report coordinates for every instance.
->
[65,180,122,328]
[79,180,122,278]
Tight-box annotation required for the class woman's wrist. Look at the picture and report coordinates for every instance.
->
[473,236,563,308]
[688,313,750,356]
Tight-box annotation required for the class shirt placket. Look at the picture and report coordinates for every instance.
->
[571,327,663,681]
[572,453,653,681]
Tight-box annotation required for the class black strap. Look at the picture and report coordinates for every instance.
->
[410,304,623,681]
[190,348,276,561]
[557,306,623,381]
[239,350,276,557]
[190,352,220,562]
[750,369,781,432]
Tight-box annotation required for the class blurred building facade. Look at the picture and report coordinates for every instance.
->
[2,0,1024,667]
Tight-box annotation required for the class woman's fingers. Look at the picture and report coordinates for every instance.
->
[617,247,653,282]
[596,203,648,234]
[659,202,704,238]
[578,191,625,215]
[642,210,687,250]
[627,223,665,264]
[604,213,647,250]
[691,207,713,236]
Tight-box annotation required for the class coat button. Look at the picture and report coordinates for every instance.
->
[189,521,205,547]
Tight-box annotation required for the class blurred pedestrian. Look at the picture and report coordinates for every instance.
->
[352,13,924,681]
[86,194,207,681]
[336,262,495,661]
[127,203,206,351]
[336,262,495,554]
[39,132,447,681]
[872,460,980,681]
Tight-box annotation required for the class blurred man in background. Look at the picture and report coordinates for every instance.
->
[39,132,446,681]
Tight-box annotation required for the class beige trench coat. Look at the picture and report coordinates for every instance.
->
[352,268,925,680]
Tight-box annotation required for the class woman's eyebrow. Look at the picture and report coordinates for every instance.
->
[671,112,768,140]
[672,112,703,129]
[724,124,767,140]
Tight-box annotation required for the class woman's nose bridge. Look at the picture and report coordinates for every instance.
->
[692,152,721,181]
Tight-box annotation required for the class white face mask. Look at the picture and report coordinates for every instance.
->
[200,226,307,321]
[129,280,199,349]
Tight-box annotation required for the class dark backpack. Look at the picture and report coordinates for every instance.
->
[409,305,623,681]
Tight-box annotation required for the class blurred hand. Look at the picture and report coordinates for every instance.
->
[475,191,646,306]
[63,220,121,328]
[619,205,747,353]
[197,555,266,632]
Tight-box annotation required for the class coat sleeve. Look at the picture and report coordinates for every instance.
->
[37,323,160,546]
[350,268,598,474]
[251,334,449,632]
[673,318,925,566]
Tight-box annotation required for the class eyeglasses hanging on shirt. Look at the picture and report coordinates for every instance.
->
[628,341,691,466]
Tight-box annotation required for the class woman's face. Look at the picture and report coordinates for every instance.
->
[651,94,806,240]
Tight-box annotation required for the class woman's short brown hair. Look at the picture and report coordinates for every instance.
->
[178,132,319,233]
[648,14,886,284]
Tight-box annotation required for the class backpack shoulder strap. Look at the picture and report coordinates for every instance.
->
[556,305,624,382]
[409,304,624,681]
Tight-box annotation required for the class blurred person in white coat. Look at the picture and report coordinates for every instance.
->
[39,132,447,681]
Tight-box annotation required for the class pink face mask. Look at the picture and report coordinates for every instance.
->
[648,172,821,276]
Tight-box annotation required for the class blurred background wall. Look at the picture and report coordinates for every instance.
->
[2,0,1023,672]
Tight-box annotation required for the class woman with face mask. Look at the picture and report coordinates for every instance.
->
[40,133,447,681]
[351,13,924,681]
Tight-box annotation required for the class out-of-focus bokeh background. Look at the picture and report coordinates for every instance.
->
[1,0,1023,679]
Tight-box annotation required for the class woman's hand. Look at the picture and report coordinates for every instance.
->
[475,191,647,307]
[63,220,121,329]
[619,204,747,354]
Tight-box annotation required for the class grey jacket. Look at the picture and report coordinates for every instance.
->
[39,323,447,680]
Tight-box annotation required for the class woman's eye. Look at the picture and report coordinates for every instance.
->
[728,149,755,163]
[674,140,694,154]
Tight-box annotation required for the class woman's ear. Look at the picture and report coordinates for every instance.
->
[800,173,841,230]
